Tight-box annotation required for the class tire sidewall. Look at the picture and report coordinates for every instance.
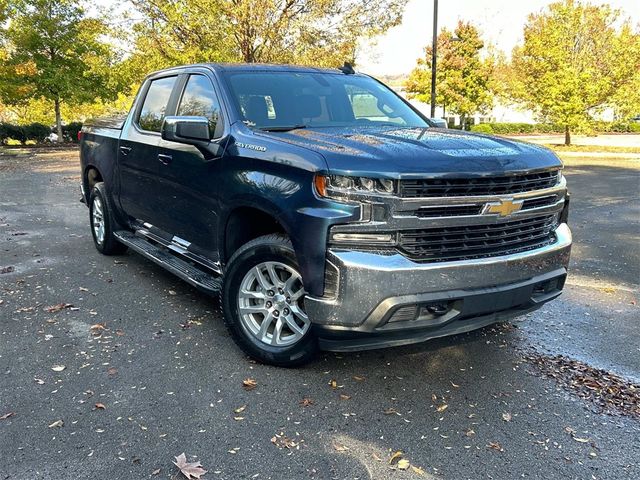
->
[89,186,110,254]
[222,237,317,366]
[89,183,126,255]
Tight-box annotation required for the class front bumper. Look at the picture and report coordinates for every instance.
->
[306,223,572,352]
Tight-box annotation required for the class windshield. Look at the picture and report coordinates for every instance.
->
[223,71,429,130]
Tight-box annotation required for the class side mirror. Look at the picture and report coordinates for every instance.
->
[161,116,212,144]
[429,118,448,129]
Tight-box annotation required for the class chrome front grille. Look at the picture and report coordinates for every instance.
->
[399,170,559,198]
[329,169,566,263]
[397,214,557,262]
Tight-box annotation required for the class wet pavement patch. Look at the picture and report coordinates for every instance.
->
[524,351,640,418]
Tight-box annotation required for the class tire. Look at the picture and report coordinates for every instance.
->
[89,182,128,256]
[221,234,318,367]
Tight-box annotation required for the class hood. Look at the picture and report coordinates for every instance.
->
[258,126,562,178]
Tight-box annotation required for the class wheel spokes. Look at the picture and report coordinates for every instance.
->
[238,260,309,347]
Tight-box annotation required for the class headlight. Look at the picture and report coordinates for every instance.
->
[314,175,396,197]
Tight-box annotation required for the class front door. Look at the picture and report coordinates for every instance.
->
[118,75,179,224]
[154,73,226,256]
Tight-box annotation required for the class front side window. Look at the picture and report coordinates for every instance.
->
[223,71,428,129]
[178,75,223,137]
[138,76,177,132]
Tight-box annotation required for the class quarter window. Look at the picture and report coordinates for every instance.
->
[178,75,222,137]
[138,76,177,132]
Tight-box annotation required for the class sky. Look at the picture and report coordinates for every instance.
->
[357,0,640,76]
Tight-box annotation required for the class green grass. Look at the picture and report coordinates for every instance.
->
[545,144,640,154]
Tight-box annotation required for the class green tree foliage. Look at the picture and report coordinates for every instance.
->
[125,0,408,82]
[405,21,494,129]
[509,0,640,145]
[0,0,119,141]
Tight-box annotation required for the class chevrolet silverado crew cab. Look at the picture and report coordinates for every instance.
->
[80,63,571,366]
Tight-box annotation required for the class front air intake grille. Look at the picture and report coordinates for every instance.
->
[521,195,559,210]
[398,214,557,262]
[415,205,483,218]
[399,170,559,198]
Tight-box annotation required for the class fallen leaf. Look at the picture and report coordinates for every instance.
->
[372,452,383,462]
[90,323,107,333]
[173,453,207,479]
[389,451,403,465]
[79,287,89,292]
[0,266,15,274]
[329,379,338,389]
[397,459,410,470]
[436,404,448,413]
[1,412,15,420]
[151,468,161,476]
[300,397,314,407]
[573,437,591,443]
[234,405,246,414]
[115,329,125,336]
[353,375,365,381]
[45,303,74,313]
[431,394,437,403]
[94,403,106,410]
[51,365,66,372]
[450,381,460,388]
[34,378,45,385]
[107,367,118,376]
[48,419,64,428]
[271,433,299,449]
[333,443,349,452]
[242,378,257,390]
[502,412,512,422]
[411,465,426,475]
[383,407,399,415]
[487,441,504,452]
[169,290,177,296]
[339,394,351,401]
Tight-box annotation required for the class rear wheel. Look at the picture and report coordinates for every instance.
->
[221,234,317,367]
[89,182,128,256]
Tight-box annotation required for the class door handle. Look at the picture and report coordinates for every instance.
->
[158,154,172,165]
[119,146,132,156]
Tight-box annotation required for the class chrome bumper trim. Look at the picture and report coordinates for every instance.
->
[306,223,572,329]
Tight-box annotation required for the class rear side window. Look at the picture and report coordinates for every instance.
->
[178,75,223,137]
[138,76,177,132]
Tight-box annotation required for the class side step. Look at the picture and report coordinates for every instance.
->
[114,230,222,294]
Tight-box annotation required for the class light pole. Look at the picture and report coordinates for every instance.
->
[430,0,438,118]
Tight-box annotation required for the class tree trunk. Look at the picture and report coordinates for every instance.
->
[460,114,466,131]
[564,125,571,146]
[54,98,63,143]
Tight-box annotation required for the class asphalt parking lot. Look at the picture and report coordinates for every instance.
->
[1,148,639,479]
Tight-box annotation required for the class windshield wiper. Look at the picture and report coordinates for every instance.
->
[259,124,307,132]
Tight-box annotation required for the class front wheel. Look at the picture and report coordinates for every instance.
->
[221,234,317,367]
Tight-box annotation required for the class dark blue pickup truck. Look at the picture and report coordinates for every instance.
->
[80,63,571,366]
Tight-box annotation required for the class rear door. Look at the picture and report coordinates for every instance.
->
[153,71,226,256]
[117,75,179,223]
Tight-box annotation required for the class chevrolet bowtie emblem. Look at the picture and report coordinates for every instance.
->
[485,199,523,217]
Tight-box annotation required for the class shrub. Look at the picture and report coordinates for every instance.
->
[470,124,494,134]
[62,122,83,142]
[23,123,51,142]
[0,122,26,144]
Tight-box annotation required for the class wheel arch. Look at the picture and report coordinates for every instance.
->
[221,204,289,264]
[83,165,103,202]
